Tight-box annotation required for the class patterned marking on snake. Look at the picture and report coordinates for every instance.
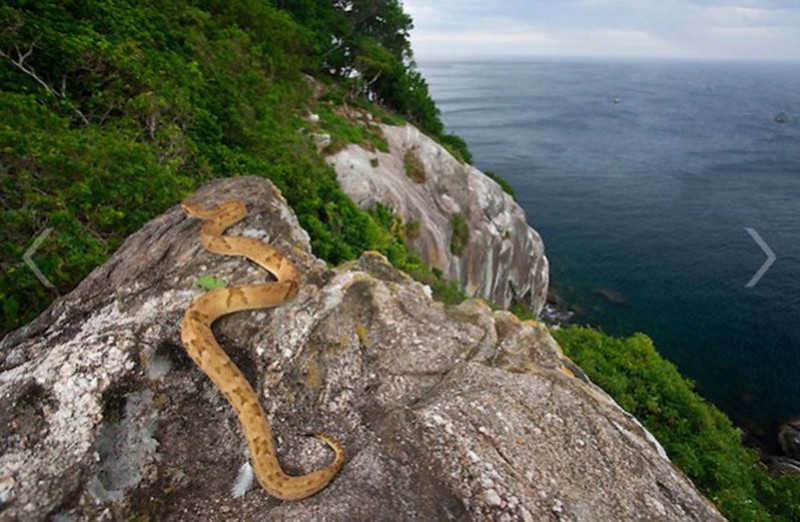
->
[180,200,344,500]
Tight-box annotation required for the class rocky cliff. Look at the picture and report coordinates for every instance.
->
[0,177,721,521]
[326,123,549,314]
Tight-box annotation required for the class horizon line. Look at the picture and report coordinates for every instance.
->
[414,54,800,64]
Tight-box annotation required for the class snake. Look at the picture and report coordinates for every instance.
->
[179,200,345,500]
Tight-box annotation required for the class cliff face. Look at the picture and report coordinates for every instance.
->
[326,123,549,313]
[0,177,721,520]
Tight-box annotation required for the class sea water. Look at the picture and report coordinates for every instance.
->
[420,58,800,435]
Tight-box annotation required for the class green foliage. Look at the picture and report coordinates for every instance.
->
[276,1,471,162]
[484,170,516,200]
[439,133,473,164]
[367,203,466,306]
[366,203,421,270]
[450,213,470,256]
[403,149,426,183]
[0,0,431,335]
[404,220,420,240]
[312,104,388,153]
[195,275,227,290]
[553,326,800,521]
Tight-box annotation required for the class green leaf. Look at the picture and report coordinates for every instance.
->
[195,275,227,290]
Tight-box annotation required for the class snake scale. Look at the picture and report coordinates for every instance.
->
[180,200,345,500]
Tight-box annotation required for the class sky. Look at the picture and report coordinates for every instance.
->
[403,0,800,61]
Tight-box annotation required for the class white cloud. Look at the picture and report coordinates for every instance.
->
[405,0,800,60]
[413,29,556,46]
[695,5,782,26]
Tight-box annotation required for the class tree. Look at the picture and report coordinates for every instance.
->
[274,0,459,152]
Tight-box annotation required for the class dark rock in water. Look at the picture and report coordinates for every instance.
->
[765,456,800,475]
[774,112,789,124]
[540,303,574,325]
[779,418,800,459]
[595,288,627,306]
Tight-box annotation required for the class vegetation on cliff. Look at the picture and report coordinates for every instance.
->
[555,326,800,521]
[0,0,465,334]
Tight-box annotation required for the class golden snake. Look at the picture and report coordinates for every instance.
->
[179,200,345,500]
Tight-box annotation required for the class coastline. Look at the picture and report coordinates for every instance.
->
[546,275,800,474]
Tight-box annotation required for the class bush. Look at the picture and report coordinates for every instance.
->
[312,104,388,153]
[439,133,473,164]
[450,213,470,256]
[484,170,516,200]
[403,149,426,183]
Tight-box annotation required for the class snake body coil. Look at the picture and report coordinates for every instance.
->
[180,200,344,500]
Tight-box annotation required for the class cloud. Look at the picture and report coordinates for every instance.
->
[694,4,786,27]
[413,29,555,46]
[405,0,800,60]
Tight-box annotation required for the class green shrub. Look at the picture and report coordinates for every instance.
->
[313,104,388,153]
[438,133,473,164]
[553,326,800,521]
[404,220,420,240]
[403,149,426,183]
[484,170,516,200]
[450,213,470,256]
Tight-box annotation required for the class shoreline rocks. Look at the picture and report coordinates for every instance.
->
[779,418,800,460]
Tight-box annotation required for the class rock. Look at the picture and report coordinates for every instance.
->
[311,132,331,153]
[540,303,574,325]
[0,177,721,520]
[595,288,627,306]
[765,456,800,475]
[326,124,549,314]
[779,418,800,460]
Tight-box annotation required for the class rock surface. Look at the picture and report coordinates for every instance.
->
[0,177,722,521]
[779,418,800,461]
[327,124,549,314]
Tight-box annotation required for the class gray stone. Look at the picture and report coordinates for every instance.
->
[0,177,721,521]
[327,124,549,313]
[765,456,800,475]
[311,132,331,152]
[779,418,800,460]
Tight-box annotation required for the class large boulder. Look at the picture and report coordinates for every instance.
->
[0,177,721,520]
[327,123,549,314]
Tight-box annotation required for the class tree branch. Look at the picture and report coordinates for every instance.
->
[0,40,90,125]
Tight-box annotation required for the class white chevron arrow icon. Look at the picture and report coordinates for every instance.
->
[23,227,56,289]
[745,228,776,288]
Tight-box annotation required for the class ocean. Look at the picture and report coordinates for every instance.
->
[419,58,800,436]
